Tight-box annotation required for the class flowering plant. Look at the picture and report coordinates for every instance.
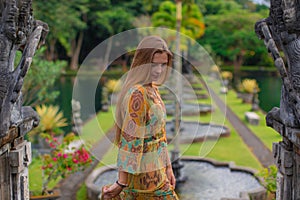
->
[41,132,93,195]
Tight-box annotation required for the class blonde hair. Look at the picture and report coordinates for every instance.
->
[115,36,172,143]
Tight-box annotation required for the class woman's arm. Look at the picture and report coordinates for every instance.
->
[102,170,129,199]
[118,170,128,186]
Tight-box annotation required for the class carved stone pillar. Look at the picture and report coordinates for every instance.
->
[255,0,300,199]
[0,0,48,199]
[271,122,300,199]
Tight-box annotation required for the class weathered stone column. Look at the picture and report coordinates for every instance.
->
[255,0,300,199]
[0,0,48,199]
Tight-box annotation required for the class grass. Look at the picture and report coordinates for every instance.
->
[179,96,262,169]
[79,106,115,149]
[209,79,281,150]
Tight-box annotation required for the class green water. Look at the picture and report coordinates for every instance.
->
[240,70,281,112]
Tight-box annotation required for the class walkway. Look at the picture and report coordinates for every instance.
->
[208,85,274,167]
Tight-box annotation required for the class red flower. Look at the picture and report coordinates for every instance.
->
[49,142,56,148]
[41,132,93,194]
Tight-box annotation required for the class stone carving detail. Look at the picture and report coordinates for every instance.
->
[0,0,48,139]
[255,0,300,128]
[255,0,300,199]
[0,0,48,199]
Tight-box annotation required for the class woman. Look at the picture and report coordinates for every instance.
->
[102,35,179,200]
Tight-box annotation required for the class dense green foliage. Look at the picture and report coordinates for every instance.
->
[21,48,66,106]
[198,1,271,68]
[32,0,271,71]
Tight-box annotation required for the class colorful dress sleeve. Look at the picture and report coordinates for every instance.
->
[117,86,149,174]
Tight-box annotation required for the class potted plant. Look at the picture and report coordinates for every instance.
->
[102,79,121,109]
[30,133,93,199]
[238,78,260,103]
[28,105,67,149]
[220,71,233,93]
[209,65,220,80]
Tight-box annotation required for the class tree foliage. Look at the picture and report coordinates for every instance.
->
[33,0,88,61]
[199,2,270,68]
[152,1,205,39]
[31,0,272,70]
[22,48,66,106]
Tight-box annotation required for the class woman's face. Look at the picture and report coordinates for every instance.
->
[150,52,168,82]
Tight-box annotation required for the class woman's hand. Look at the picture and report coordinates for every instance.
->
[166,165,176,188]
[101,182,123,200]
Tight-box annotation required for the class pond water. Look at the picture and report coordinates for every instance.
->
[240,70,281,112]
[53,76,103,133]
[92,160,262,200]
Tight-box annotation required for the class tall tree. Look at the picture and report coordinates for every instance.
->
[33,0,88,65]
[196,0,242,15]
[200,10,266,86]
[152,1,205,40]
[92,6,134,70]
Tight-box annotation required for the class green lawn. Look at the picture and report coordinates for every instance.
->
[79,106,115,149]
[209,79,281,150]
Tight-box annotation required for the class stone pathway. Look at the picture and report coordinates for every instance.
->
[58,83,275,199]
[208,86,274,167]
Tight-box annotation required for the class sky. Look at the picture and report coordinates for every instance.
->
[252,0,270,6]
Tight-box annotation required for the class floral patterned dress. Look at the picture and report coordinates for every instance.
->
[117,84,179,200]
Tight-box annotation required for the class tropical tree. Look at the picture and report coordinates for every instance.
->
[33,0,88,69]
[152,1,205,40]
[91,6,134,69]
[195,0,242,15]
[200,10,266,86]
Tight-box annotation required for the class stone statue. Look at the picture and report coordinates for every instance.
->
[255,0,300,199]
[72,99,83,135]
[0,0,48,199]
[255,0,300,128]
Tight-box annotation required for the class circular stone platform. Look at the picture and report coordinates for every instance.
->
[161,92,208,101]
[165,103,213,116]
[165,121,230,143]
[85,157,266,200]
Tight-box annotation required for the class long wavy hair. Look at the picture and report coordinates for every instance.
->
[114,35,173,143]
